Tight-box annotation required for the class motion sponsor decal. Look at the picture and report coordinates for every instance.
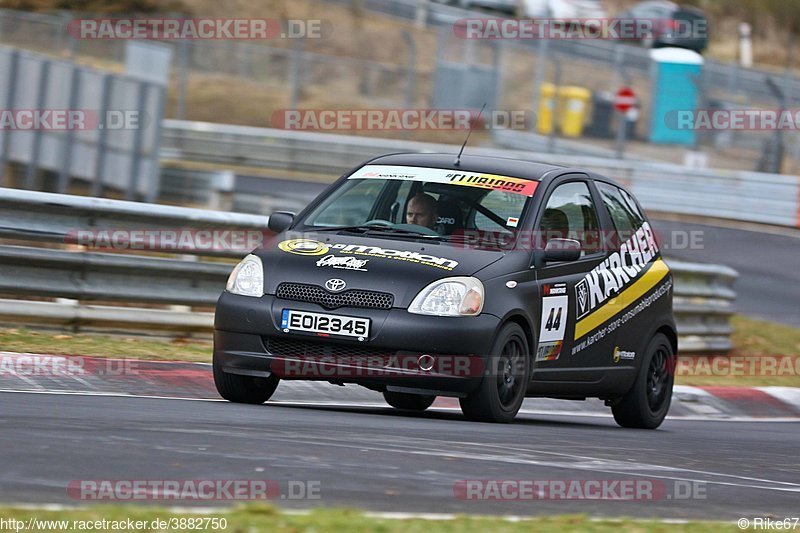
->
[613,346,636,363]
[315,254,369,271]
[277,239,459,270]
[536,286,568,362]
[278,239,330,256]
[348,165,538,196]
[328,243,459,270]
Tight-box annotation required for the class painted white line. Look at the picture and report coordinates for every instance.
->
[1,389,798,422]
[0,388,223,402]
[274,434,800,494]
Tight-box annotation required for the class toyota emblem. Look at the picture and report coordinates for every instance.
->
[325,278,347,292]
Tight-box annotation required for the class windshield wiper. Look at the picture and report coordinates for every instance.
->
[306,224,383,233]
[307,224,444,239]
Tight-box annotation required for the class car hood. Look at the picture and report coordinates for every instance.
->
[256,233,506,307]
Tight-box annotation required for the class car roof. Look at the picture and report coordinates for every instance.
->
[365,152,567,183]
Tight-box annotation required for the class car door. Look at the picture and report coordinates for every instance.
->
[530,176,616,380]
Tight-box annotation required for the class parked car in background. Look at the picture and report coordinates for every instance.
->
[615,1,708,53]
[520,0,607,20]
[432,0,519,16]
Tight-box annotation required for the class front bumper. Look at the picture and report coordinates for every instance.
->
[213,291,501,395]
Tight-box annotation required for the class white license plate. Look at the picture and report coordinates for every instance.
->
[281,309,370,339]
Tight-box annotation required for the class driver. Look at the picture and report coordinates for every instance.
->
[405,193,438,230]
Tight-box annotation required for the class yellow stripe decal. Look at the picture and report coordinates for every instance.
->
[574,259,670,340]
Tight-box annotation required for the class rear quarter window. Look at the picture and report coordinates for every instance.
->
[596,182,646,234]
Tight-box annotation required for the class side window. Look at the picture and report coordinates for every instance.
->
[539,181,601,256]
[596,182,646,237]
[475,190,527,231]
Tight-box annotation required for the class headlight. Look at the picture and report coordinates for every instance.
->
[226,254,264,297]
[408,276,484,317]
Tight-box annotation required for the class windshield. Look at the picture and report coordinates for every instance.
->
[298,165,538,246]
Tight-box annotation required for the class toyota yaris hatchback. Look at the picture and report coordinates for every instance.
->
[214,153,677,428]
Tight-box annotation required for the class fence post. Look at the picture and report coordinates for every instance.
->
[531,37,549,132]
[91,74,112,197]
[0,50,20,185]
[25,59,51,190]
[175,40,190,120]
[126,82,148,201]
[288,38,304,110]
[56,64,80,193]
[403,31,416,110]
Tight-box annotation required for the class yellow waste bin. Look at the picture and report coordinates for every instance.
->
[557,86,591,138]
[536,83,557,135]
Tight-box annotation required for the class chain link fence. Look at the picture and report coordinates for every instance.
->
[1,4,799,174]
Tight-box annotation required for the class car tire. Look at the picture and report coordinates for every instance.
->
[213,354,279,404]
[612,333,675,429]
[383,391,436,411]
[459,322,530,423]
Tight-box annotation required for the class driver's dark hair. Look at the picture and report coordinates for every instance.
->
[409,193,437,213]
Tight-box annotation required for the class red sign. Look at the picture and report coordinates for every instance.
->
[614,87,636,112]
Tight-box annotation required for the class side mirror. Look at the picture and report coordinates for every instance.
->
[268,211,295,233]
[544,238,582,263]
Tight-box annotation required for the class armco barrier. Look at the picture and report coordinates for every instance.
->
[0,188,736,350]
[161,120,800,229]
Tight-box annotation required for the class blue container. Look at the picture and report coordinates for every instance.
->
[649,48,704,145]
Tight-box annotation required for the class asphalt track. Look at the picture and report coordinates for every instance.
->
[651,218,800,327]
[1,390,798,519]
[1,183,798,520]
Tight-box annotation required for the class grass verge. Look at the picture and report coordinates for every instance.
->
[0,328,211,362]
[672,315,800,387]
[0,504,739,532]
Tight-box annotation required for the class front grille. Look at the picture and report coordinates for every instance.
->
[276,282,393,310]
[264,337,395,360]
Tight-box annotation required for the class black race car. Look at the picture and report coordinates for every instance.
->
[214,153,677,428]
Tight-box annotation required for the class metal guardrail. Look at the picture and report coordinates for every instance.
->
[0,187,269,257]
[0,188,736,350]
[162,120,800,228]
